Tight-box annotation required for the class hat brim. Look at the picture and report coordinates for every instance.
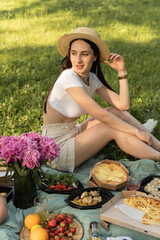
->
[57,32,110,63]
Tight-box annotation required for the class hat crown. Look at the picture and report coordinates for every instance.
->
[73,27,101,39]
[57,27,110,62]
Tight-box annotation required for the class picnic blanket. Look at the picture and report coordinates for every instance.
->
[0,156,160,240]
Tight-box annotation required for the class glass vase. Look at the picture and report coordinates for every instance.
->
[14,173,37,209]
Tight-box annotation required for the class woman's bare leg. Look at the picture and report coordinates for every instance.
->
[75,120,160,168]
[106,107,160,151]
[80,107,160,151]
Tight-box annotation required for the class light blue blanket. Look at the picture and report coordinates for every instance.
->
[0,157,160,240]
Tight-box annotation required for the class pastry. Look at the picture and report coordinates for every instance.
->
[93,163,127,185]
[124,196,160,225]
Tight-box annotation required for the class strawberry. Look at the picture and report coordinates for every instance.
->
[57,226,65,233]
[58,232,64,237]
[64,230,68,236]
[55,236,61,240]
[56,213,65,220]
[66,217,73,224]
[61,237,68,240]
[69,227,76,234]
[50,227,56,232]
[44,225,50,229]
[49,232,55,238]
[55,216,63,224]
[67,232,73,237]
[55,229,60,235]
[69,223,75,228]
[48,219,57,227]
[60,220,68,227]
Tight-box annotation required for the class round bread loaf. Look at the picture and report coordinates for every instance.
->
[92,163,127,185]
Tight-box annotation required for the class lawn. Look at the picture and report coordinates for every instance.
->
[0,0,160,160]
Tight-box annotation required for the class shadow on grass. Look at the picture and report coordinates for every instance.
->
[0,45,60,89]
[0,0,160,34]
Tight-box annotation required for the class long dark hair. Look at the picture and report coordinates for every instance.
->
[44,38,114,113]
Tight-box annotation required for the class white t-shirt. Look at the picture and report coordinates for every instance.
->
[48,68,103,118]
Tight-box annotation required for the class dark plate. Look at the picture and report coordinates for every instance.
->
[140,175,160,195]
[65,187,114,210]
[0,186,13,202]
[39,180,84,195]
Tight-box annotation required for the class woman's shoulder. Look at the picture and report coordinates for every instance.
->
[60,68,78,78]
[58,68,83,87]
[56,68,78,83]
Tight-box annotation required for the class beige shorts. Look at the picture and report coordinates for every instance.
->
[41,121,81,172]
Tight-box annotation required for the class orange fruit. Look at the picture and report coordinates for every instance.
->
[30,228,49,240]
[24,214,41,230]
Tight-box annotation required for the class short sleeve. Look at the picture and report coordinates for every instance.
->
[58,69,83,90]
[89,72,103,90]
[95,76,103,89]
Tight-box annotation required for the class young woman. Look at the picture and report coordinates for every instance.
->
[42,27,160,172]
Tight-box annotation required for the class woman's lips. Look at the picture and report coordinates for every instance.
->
[76,65,84,69]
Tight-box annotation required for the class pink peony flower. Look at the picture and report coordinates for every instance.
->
[38,136,60,161]
[0,132,60,171]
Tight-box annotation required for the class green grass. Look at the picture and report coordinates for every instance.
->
[0,0,160,160]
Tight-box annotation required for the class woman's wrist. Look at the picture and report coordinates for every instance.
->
[118,70,128,80]
[118,71,128,77]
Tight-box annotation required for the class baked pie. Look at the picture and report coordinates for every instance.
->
[92,163,127,185]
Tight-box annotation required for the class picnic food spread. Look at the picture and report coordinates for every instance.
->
[144,177,160,197]
[72,190,102,206]
[92,163,127,185]
[1,158,160,239]
[124,196,160,225]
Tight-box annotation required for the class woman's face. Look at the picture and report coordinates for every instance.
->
[70,40,97,79]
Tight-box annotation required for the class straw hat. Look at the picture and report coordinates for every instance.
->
[57,27,110,62]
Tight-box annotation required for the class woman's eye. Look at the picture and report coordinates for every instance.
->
[82,54,88,56]
[71,52,76,56]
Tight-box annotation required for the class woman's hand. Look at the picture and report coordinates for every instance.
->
[137,130,152,146]
[104,53,126,75]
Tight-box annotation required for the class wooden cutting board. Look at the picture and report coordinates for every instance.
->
[20,215,83,240]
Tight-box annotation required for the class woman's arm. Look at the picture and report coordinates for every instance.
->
[66,86,151,145]
[96,84,130,111]
[97,53,130,110]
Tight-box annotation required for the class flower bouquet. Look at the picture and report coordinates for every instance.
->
[0,132,60,209]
